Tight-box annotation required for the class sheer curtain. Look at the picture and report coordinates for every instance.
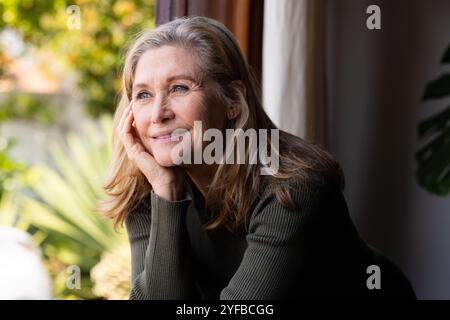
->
[263,0,326,144]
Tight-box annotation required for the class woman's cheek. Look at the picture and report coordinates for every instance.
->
[133,121,152,154]
[143,140,153,156]
[178,94,206,116]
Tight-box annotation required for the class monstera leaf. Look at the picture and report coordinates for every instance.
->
[416,44,450,196]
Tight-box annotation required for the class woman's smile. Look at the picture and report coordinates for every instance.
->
[153,134,172,142]
[151,129,177,143]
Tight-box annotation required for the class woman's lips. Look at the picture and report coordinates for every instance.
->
[152,134,173,142]
[151,129,187,143]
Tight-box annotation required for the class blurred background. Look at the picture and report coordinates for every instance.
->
[0,0,449,299]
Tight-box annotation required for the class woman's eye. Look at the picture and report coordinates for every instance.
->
[171,85,189,93]
[136,91,152,100]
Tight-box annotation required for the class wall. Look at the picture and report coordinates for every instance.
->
[326,0,450,299]
[0,93,88,167]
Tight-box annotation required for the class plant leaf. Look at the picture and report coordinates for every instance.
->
[417,106,450,139]
[415,127,450,196]
[442,44,450,64]
[422,74,450,101]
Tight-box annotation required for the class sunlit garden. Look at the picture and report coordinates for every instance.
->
[0,0,156,299]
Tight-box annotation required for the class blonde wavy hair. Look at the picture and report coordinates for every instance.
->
[98,16,344,235]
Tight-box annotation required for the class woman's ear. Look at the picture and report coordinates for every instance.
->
[226,105,240,120]
[226,80,246,120]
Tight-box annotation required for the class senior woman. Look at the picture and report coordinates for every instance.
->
[99,16,415,300]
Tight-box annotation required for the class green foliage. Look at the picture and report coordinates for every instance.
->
[20,114,127,299]
[0,136,28,229]
[0,0,155,117]
[0,138,26,199]
[422,74,450,100]
[0,0,142,298]
[0,92,60,124]
[416,43,450,196]
[0,115,128,299]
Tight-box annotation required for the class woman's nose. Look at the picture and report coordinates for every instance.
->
[150,94,174,124]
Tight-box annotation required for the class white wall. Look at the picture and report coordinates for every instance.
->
[0,93,87,167]
[326,0,450,299]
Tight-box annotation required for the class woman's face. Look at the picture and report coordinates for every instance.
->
[131,45,227,167]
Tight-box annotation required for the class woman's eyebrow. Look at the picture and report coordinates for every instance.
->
[132,75,197,92]
[166,74,197,82]
[132,83,148,92]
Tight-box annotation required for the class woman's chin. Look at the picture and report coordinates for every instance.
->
[153,154,176,167]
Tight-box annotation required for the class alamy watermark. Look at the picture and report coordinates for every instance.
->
[66,5,81,30]
[366,5,381,30]
[66,265,81,290]
[366,264,381,290]
[168,121,279,175]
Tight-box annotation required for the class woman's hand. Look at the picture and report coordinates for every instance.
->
[118,102,186,201]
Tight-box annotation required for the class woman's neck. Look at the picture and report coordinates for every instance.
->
[185,164,218,199]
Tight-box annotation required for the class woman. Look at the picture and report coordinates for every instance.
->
[99,16,415,299]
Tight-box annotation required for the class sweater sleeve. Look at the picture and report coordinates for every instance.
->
[220,181,325,300]
[124,190,200,300]
[124,195,152,281]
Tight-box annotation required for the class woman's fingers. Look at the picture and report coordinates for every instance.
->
[118,103,131,134]
[123,108,133,134]
[118,103,138,159]
[117,102,172,186]
[120,106,156,171]
[120,104,132,133]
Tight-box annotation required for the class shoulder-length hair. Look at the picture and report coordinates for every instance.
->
[97,16,344,235]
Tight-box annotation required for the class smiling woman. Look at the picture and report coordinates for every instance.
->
[97,16,416,299]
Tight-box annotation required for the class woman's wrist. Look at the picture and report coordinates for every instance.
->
[152,185,185,202]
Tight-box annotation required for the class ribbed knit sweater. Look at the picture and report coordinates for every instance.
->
[125,178,416,300]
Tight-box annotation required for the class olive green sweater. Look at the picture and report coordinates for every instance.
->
[125,178,416,300]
